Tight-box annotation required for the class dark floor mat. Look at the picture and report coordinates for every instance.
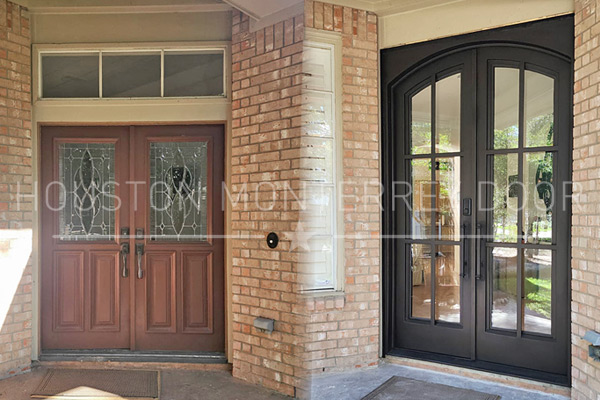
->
[362,376,501,400]
[31,369,159,399]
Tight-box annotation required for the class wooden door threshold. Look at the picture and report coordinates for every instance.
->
[38,349,228,366]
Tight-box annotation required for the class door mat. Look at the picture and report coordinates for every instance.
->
[361,376,501,400]
[31,369,159,399]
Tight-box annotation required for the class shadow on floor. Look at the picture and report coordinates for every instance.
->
[310,362,569,400]
[0,365,288,400]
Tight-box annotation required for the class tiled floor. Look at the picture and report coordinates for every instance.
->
[0,365,288,400]
[310,362,569,400]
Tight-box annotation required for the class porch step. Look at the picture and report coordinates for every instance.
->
[39,349,227,364]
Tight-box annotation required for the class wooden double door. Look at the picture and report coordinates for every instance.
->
[41,125,224,352]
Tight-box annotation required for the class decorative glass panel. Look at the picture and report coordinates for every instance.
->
[59,143,115,240]
[524,70,554,147]
[523,152,553,245]
[435,73,461,153]
[494,67,519,149]
[491,247,518,330]
[42,53,99,98]
[164,52,224,97]
[150,142,208,241]
[411,85,432,155]
[411,243,431,320]
[524,249,552,335]
[102,53,161,98]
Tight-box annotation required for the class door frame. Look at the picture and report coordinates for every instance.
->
[35,121,230,357]
[381,15,573,385]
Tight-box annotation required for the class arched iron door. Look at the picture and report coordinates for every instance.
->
[382,16,572,384]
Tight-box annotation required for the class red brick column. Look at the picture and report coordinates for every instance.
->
[303,0,380,375]
[229,10,306,397]
[573,1,600,398]
[0,0,32,379]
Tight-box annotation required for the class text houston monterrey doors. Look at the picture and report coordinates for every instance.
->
[41,125,224,352]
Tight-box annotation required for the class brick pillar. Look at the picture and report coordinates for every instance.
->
[303,0,380,376]
[0,0,33,379]
[573,1,600,398]
[229,10,306,397]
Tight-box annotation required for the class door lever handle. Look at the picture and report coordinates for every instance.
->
[476,223,485,280]
[120,243,130,278]
[136,244,144,279]
[461,223,469,278]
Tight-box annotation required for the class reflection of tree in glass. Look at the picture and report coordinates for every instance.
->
[411,122,431,154]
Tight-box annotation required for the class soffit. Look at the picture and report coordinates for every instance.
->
[21,0,231,14]
[221,0,302,20]
[315,0,463,16]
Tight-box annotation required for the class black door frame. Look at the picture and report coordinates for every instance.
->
[381,15,573,386]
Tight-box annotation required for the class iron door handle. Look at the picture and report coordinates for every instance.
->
[476,223,485,280]
[461,223,469,278]
[120,243,130,278]
[136,244,144,279]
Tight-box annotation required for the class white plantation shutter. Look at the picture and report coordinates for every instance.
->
[302,40,339,291]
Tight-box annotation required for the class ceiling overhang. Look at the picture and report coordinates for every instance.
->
[222,0,303,31]
[18,0,232,14]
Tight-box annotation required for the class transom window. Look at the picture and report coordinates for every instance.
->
[40,48,226,99]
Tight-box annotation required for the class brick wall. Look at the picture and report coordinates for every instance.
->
[0,0,33,379]
[303,0,380,377]
[573,1,600,398]
[229,9,306,397]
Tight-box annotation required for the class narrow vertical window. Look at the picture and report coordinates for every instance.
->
[302,32,342,292]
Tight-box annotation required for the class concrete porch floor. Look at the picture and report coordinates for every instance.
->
[310,362,570,400]
[0,365,288,400]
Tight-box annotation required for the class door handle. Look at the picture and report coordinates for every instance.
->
[476,223,485,280]
[136,244,144,279]
[120,243,130,278]
[461,223,469,278]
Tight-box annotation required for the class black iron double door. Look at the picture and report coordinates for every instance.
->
[389,43,571,380]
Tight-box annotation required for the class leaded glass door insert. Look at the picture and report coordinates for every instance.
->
[150,142,208,241]
[59,143,116,240]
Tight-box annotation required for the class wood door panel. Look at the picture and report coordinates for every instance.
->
[134,125,225,352]
[53,252,85,332]
[89,252,120,332]
[145,252,177,333]
[181,252,213,333]
[41,126,131,350]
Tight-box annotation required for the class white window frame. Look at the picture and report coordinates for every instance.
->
[303,28,344,293]
[34,42,230,102]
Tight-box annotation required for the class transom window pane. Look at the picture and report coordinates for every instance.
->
[164,52,224,97]
[525,70,554,147]
[42,53,99,98]
[40,49,226,99]
[435,73,461,153]
[493,67,520,149]
[102,53,161,98]
[410,85,432,155]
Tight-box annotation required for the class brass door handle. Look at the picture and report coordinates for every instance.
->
[120,243,130,278]
[136,244,144,279]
